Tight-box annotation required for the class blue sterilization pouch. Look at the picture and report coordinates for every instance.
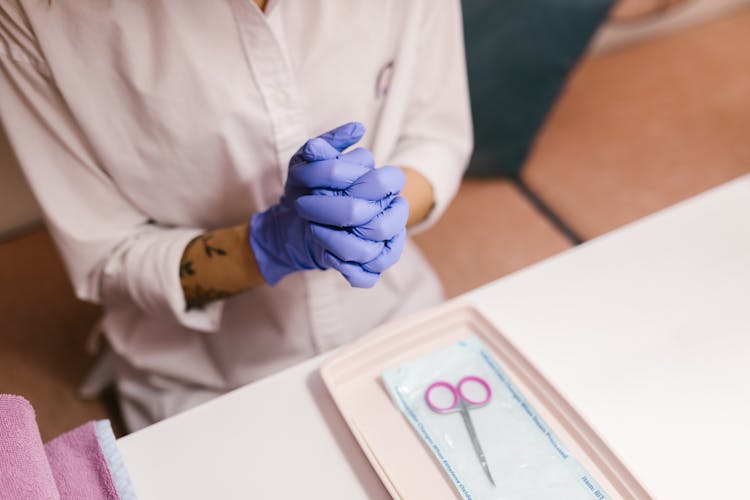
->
[382,336,609,500]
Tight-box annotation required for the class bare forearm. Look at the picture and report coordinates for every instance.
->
[179,223,263,309]
[401,167,435,227]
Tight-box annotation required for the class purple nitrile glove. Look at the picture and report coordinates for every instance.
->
[295,165,406,227]
[303,195,409,288]
[290,124,409,287]
[295,167,409,287]
[250,122,391,286]
[250,203,384,285]
[323,227,408,288]
[282,122,373,207]
[290,126,407,231]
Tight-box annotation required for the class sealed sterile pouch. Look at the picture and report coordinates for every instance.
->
[382,336,609,500]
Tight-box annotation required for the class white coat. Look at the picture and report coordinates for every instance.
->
[0,0,472,430]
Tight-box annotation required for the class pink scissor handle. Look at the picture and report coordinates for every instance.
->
[457,376,492,406]
[425,376,492,413]
[425,381,459,413]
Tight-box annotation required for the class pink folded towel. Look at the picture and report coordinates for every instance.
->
[0,395,58,499]
[0,394,136,499]
[45,421,119,499]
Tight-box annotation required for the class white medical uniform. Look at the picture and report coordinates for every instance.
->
[0,0,472,430]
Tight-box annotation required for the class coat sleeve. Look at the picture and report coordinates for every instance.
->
[0,0,224,332]
[385,0,473,232]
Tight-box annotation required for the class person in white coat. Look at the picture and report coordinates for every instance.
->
[0,0,472,431]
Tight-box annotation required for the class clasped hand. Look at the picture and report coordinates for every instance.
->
[250,122,408,287]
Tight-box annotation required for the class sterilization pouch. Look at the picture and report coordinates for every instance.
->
[382,336,609,500]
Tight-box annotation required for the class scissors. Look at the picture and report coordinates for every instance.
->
[425,376,495,486]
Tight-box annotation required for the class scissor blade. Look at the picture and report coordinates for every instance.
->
[459,405,496,487]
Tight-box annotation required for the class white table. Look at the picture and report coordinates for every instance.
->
[118,175,750,499]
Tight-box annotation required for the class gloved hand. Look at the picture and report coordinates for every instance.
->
[282,122,374,207]
[250,122,409,287]
[320,223,408,288]
[249,201,386,285]
[291,124,409,288]
[302,190,409,287]
[296,120,409,288]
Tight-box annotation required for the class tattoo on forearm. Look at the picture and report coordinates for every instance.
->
[185,284,231,310]
[198,233,227,257]
[179,260,195,278]
[180,233,228,280]
[179,223,257,310]
[180,231,234,308]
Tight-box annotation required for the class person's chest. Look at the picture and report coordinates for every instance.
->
[28,0,403,227]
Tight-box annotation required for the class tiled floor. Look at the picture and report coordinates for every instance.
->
[523,7,750,239]
[413,179,573,298]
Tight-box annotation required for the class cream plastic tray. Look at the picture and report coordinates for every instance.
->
[320,303,651,499]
